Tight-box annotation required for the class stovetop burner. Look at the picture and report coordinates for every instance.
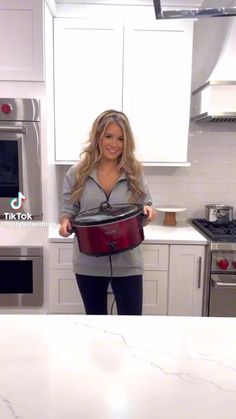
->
[192,219,236,242]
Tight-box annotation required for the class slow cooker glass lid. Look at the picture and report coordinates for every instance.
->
[74,203,140,225]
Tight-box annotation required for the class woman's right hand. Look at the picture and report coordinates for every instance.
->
[59,217,72,237]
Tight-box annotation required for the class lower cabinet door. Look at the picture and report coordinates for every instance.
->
[168,245,205,316]
[49,269,168,315]
[49,270,85,314]
[142,244,169,315]
[49,243,169,315]
[143,271,168,315]
[107,273,168,316]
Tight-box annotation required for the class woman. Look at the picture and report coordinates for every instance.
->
[59,109,155,315]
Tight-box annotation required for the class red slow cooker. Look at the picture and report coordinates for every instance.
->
[72,202,145,256]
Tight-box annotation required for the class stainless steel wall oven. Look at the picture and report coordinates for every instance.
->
[0,246,43,307]
[0,98,42,219]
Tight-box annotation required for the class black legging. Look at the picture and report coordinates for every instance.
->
[75,274,143,315]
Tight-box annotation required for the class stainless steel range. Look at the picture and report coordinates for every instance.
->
[192,219,236,317]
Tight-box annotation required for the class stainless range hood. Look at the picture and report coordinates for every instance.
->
[153,1,236,19]
[191,81,236,122]
[153,1,236,122]
[191,9,236,122]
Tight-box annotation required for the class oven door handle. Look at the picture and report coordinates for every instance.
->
[211,277,236,290]
[0,125,26,134]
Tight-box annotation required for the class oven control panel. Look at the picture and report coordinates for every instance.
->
[211,253,236,272]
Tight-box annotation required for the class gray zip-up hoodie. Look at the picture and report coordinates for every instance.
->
[61,164,152,277]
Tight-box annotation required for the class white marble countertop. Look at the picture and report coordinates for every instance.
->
[49,222,207,245]
[0,315,235,419]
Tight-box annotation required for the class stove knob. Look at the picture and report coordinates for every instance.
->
[217,257,229,270]
[1,103,13,114]
[232,260,236,269]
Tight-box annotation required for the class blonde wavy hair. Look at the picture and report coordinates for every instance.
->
[71,109,145,203]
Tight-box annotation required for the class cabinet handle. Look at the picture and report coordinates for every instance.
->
[197,256,202,288]
[0,125,26,134]
[211,278,236,290]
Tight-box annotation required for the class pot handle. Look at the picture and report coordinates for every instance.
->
[139,209,148,226]
[68,225,76,234]
[216,209,224,218]
[99,201,111,213]
[216,208,230,219]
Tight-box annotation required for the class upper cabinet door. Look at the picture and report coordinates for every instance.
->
[123,21,194,164]
[0,0,44,81]
[54,19,123,162]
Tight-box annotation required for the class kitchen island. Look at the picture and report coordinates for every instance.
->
[0,315,235,419]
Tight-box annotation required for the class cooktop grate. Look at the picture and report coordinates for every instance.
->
[192,219,236,242]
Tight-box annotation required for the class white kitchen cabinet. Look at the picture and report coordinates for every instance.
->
[123,21,193,164]
[48,242,168,315]
[49,270,85,314]
[142,244,168,315]
[0,0,44,81]
[54,19,123,162]
[49,243,84,313]
[168,245,205,316]
[54,16,193,164]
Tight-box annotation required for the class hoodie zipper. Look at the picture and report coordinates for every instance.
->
[88,176,127,203]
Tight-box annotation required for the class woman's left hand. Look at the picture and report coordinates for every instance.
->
[143,205,156,223]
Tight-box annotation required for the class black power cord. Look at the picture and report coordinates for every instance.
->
[108,255,116,315]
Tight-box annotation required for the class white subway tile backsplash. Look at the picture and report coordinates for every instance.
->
[145,126,236,217]
[204,174,236,184]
